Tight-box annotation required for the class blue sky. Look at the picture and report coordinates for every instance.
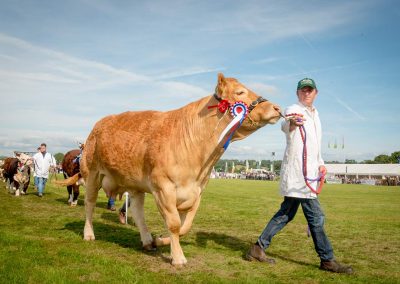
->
[0,0,399,162]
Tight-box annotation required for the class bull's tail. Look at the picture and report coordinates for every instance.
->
[54,173,83,186]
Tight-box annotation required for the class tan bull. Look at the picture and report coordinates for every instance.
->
[63,73,282,266]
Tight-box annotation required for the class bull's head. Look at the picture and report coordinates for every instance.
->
[13,166,30,187]
[215,73,282,141]
[16,153,33,167]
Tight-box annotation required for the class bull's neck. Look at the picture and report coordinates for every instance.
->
[176,95,233,183]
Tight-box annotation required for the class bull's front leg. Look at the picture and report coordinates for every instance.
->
[154,188,186,267]
[155,196,201,247]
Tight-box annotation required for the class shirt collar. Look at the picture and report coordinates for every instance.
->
[297,101,316,115]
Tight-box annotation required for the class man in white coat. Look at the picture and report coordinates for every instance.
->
[33,143,56,197]
[246,78,353,274]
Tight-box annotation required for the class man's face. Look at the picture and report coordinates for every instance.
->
[40,146,46,153]
[297,86,318,107]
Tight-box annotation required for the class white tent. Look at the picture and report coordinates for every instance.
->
[325,164,400,177]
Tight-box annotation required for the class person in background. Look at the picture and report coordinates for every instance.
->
[118,196,131,224]
[107,197,116,211]
[33,143,56,197]
[246,78,353,274]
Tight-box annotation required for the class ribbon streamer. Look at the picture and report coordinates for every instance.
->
[218,101,248,150]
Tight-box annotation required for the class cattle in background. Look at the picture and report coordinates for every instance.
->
[61,149,81,206]
[0,160,4,181]
[2,153,33,196]
[61,74,282,266]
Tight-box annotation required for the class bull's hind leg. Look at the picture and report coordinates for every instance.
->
[128,192,154,250]
[83,173,100,241]
[71,185,79,206]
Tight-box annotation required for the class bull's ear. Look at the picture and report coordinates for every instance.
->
[215,73,227,98]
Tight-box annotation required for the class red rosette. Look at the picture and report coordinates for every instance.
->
[208,99,231,113]
[218,100,230,113]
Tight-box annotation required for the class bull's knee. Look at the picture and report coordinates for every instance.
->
[167,220,181,235]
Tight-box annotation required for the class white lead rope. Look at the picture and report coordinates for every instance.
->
[124,192,129,225]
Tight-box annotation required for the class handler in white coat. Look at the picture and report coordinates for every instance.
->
[33,143,56,197]
[246,78,353,274]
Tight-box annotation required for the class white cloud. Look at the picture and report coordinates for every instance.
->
[247,82,280,97]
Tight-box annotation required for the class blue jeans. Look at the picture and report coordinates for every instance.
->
[107,197,115,208]
[257,197,334,261]
[37,177,47,194]
[34,176,39,187]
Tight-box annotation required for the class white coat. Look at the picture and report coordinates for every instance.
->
[279,102,324,199]
[33,152,56,179]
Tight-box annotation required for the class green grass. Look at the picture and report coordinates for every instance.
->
[0,177,399,283]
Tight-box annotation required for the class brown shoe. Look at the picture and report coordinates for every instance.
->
[245,244,275,264]
[320,260,353,274]
[119,211,126,224]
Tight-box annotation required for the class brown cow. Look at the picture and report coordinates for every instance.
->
[63,74,282,266]
[2,154,32,196]
[61,149,81,206]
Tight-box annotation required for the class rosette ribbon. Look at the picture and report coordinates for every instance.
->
[218,101,249,150]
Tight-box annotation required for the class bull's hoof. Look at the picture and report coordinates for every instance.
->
[143,243,157,252]
[172,258,187,267]
[83,235,95,241]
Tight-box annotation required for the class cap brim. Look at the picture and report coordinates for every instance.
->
[298,83,316,89]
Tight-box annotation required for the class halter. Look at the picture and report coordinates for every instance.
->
[209,93,269,150]
[286,113,325,194]
[212,93,268,114]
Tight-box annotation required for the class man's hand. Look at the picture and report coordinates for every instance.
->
[319,165,327,176]
[288,114,306,132]
[289,114,306,126]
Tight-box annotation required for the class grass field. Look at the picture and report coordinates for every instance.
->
[0,177,399,283]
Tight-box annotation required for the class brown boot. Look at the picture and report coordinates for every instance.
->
[320,260,353,274]
[245,244,275,264]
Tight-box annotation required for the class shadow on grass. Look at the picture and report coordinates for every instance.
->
[266,252,319,269]
[64,220,141,248]
[196,231,249,251]
[54,198,109,209]
[101,212,124,225]
[55,198,84,207]
[63,220,171,263]
[195,231,317,268]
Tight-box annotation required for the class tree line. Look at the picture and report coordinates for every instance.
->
[214,150,400,174]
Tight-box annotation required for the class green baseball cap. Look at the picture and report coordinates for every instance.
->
[297,78,317,90]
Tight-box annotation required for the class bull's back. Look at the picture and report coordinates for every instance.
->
[62,149,81,177]
[82,110,165,179]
